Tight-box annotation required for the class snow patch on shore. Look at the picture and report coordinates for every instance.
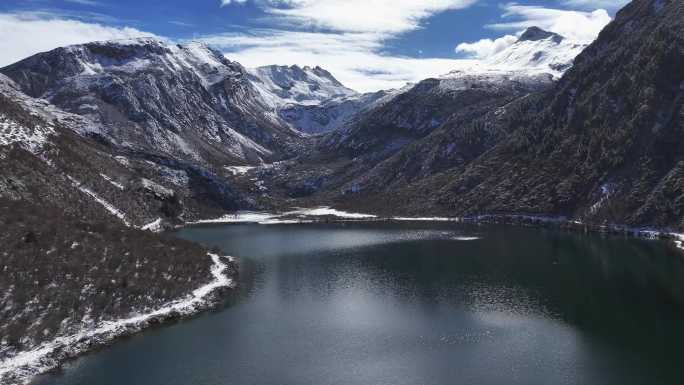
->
[191,207,377,225]
[452,236,481,241]
[191,212,277,224]
[0,253,234,385]
[392,216,461,222]
[672,233,684,251]
[141,218,164,233]
[284,207,377,219]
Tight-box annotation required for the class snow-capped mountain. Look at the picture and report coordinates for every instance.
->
[287,27,584,200]
[247,64,376,134]
[298,0,684,230]
[442,27,587,84]
[248,64,357,107]
[1,38,304,166]
[482,27,588,77]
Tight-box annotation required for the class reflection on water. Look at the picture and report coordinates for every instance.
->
[35,222,684,385]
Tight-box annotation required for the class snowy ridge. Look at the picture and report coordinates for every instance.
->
[482,29,586,78]
[63,38,240,88]
[67,176,130,227]
[248,65,357,109]
[100,173,125,190]
[247,64,369,134]
[0,253,234,385]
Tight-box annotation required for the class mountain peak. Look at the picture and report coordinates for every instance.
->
[249,64,356,107]
[518,27,564,44]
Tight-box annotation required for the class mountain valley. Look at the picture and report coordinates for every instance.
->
[1,0,683,383]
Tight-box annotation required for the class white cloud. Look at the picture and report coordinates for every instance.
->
[220,0,247,6]
[263,0,478,34]
[205,0,481,91]
[487,4,612,43]
[201,30,472,92]
[64,0,102,6]
[455,34,518,59]
[561,0,630,12]
[0,13,157,68]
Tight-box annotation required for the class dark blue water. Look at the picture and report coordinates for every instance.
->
[34,222,684,385]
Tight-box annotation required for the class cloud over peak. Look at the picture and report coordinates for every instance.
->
[487,4,612,43]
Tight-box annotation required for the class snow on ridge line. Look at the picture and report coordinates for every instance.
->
[100,173,125,191]
[0,253,234,385]
[67,176,131,227]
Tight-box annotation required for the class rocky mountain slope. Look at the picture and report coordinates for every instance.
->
[257,27,575,202]
[335,0,684,229]
[2,1,683,381]
[0,73,237,384]
[320,26,580,161]
[1,38,305,167]
[0,74,249,226]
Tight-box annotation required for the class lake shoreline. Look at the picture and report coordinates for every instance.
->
[11,210,680,385]
[179,207,684,252]
[0,254,238,385]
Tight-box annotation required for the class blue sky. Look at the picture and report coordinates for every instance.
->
[0,0,630,91]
